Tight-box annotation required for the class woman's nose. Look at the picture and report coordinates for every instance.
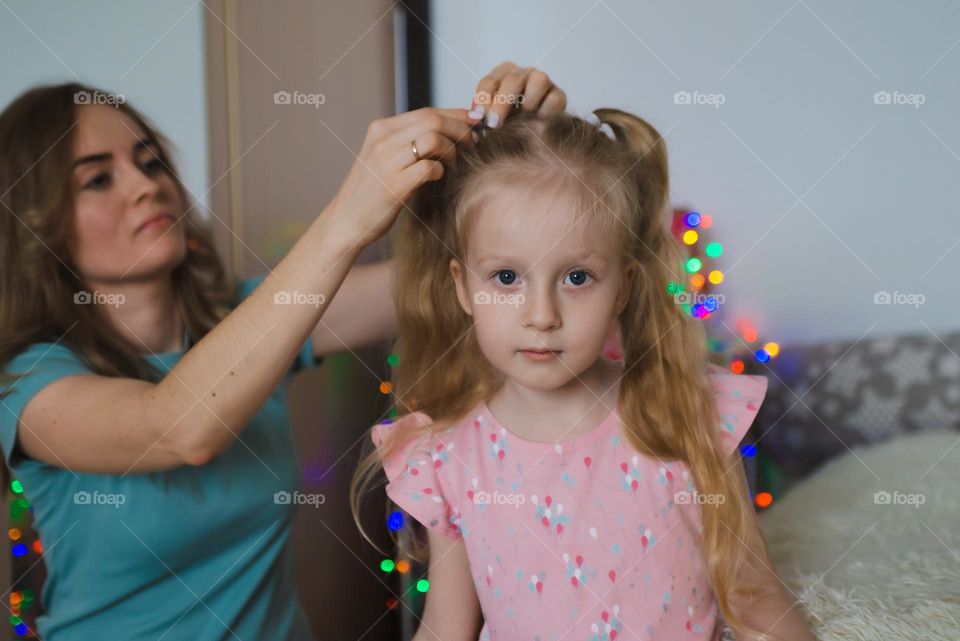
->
[123,161,163,203]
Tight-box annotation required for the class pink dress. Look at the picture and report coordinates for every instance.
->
[371,363,768,641]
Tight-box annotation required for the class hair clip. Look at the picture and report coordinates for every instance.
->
[585,112,617,141]
[470,119,490,141]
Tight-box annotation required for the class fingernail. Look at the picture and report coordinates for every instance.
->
[467,104,485,120]
[486,110,500,128]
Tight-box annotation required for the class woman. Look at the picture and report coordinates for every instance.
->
[0,62,566,640]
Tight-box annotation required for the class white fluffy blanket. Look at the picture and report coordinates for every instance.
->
[758,431,960,640]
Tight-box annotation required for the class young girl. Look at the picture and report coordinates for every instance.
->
[352,109,816,641]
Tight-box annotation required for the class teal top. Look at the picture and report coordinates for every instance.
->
[0,276,317,641]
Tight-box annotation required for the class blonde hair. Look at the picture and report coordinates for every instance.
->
[352,108,770,639]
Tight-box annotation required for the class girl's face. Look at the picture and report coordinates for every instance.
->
[69,104,186,285]
[450,182,634,392]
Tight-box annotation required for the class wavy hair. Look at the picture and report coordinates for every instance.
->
[0,83,236,478]
[352,108,769,639]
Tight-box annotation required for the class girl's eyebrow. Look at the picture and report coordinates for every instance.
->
[477,252,606,266]
[72,138,156,169]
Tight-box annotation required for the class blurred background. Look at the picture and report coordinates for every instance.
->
[1,1,958,640]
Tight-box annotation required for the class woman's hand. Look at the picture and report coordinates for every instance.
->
[326,107,479,249]
[469,61,567,129]
[325,63,565,250]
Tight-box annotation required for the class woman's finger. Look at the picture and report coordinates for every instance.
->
[385,106,478,137]
[537,88,567,116]
[397,158,445,198]
[472,61,525,113]
[485,72,526,129]
[471,64,566,128]
[396,109,476,149]
[473,61,522,99]
[394,131,458,170]
[518,70,554,113]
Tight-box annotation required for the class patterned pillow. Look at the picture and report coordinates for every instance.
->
[744,330,960,486]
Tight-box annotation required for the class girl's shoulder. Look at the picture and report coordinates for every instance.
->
[369,406,484,540]
[705,362,769,457]
[370,406,477,445]
[370,404,483,470]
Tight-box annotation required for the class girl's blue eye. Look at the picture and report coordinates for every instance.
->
[565,270,591,286]
[495,270,517,286]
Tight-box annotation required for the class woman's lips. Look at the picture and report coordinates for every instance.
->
[137,214,174,233]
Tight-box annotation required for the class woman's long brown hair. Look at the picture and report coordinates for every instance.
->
[0,83,237,479]
[352,108,772,639]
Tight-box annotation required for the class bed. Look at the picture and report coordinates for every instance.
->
[727,329,960,640]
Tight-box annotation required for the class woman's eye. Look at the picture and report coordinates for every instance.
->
[84,172,111,190]
[142,157,165,174]
[494,270,517,286]
[564,270,592,287]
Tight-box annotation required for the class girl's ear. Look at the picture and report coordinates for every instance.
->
[449,258,473,317]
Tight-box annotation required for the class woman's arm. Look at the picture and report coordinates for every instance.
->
[411,530,483,641]
[16,108,476,473]
[311,259,396,357]
[18,211,363,472]
[142,107,478,465]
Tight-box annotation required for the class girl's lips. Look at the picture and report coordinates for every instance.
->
[519,349,560,362]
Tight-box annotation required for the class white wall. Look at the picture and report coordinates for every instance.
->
[430,0,960,348]
[0,0,209,212]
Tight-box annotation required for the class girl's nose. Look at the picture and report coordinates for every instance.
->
[521,288,561,331]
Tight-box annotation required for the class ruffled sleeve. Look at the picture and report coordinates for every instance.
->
[371,412,461,540]
[707,363,769,458]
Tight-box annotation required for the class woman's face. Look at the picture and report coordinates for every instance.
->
[69,104,186,285]
[450,182,634,393]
